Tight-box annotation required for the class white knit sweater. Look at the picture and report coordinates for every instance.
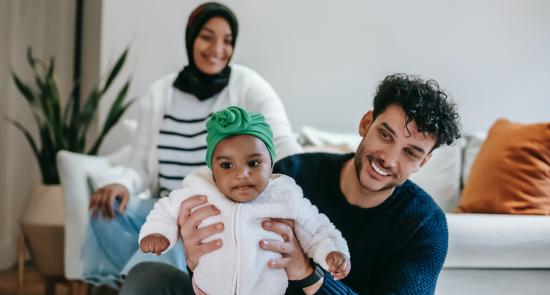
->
[114,64,302,196]
[140,167,350,295]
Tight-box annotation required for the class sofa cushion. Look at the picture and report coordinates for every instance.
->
[457,119,550,215]
[409,143,462,211]
[445,212,550,268]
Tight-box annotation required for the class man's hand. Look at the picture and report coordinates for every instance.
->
[259,219,314,280]
[326,251,351,280]
[89,183,129,219]
[140,234,170,255]
[177,195,224,271]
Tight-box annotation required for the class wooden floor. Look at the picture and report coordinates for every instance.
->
[0,265,68,295]
[0,265,116,295]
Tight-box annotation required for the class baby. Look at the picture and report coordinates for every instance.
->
[139,106,350,295]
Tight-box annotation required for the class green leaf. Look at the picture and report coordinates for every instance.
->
[66,81,82,151]
[34,68,59,150]
[11,72,46,128]
[62,81,79,124]
[38,125,58,184]
[77,87,101,142]
[101,48,128,95]
[26,47,37,69]
[46,57,55,79]
[4,117,41,170]
[88,80,133,155]
[46,75,63,149]
[11,72,37,106]
[109,80,130,114]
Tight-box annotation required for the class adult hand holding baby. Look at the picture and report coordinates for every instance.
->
[177,195,224,271]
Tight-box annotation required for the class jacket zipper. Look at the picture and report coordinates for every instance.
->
[231,203,241,294]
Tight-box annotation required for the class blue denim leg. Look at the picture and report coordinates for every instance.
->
[83,196,154,287]
[121,239,187,277]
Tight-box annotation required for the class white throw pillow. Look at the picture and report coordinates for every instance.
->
[410,142,463,212]
[57,151,112,279]
[56,145,134,280]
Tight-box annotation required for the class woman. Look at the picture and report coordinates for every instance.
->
[85,2,301,287]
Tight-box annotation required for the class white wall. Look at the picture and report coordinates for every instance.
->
[99,0,550,133]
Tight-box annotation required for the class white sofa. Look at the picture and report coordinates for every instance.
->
[57,124,550,294]
[299,127,550,295]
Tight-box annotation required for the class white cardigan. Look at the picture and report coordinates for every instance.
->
[115,65,302,196]
[140,167,350,295]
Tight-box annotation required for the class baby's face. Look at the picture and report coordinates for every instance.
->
[211,135,272,202]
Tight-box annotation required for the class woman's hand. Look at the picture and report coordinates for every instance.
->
[259,219,314,280]
[89,183,129,219]
[177,195,224,271]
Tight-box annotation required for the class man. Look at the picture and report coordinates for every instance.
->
[120,74,461,295]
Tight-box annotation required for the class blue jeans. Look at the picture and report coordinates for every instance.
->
[83,197,186,288]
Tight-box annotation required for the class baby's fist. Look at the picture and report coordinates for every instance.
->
[140,234,170,255]
[326,251,351,280]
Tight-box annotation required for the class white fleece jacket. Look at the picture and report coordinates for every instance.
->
[114,64,302,197]
[140,167,350,295]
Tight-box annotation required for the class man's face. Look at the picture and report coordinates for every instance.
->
[211,135,272,203]
[354,104,436,194]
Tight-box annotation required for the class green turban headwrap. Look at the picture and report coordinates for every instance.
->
[205,106,276,168]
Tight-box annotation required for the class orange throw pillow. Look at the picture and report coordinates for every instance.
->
[457,119,550,215]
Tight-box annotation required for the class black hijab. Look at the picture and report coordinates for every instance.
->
[173,2,239,101]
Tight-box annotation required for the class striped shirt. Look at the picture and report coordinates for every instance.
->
[156,90,218,194]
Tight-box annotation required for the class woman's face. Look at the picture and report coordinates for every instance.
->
[193,17,233,74]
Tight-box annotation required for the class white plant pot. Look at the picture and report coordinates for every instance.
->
[21,184,65,277]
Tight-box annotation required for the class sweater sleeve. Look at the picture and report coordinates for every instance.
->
[237,66,303,161]
[314,268,358,295]
[138,188,189,253]
[370,210,448,295]
[112,86,157,196]
[312,210,447,295]
[290,189,350,270]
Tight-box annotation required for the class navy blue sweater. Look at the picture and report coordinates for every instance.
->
[275,153,448,295]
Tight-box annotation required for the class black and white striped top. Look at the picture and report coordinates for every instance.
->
[156,90,218,193]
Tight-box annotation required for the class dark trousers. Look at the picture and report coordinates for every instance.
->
[120,262,194,295]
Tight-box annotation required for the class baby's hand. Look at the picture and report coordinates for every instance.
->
[140,234,170,255]
[326,251,351,280]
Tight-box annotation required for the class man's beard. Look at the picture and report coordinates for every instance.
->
[354,149,401,193]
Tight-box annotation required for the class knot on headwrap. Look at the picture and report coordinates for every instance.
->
[205,106,275,168]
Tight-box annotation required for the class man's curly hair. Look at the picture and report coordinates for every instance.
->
[373,74,461,150]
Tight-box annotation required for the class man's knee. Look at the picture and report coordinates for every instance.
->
[120,262,192,295]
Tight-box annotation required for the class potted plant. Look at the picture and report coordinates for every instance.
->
[6,47,133,279]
